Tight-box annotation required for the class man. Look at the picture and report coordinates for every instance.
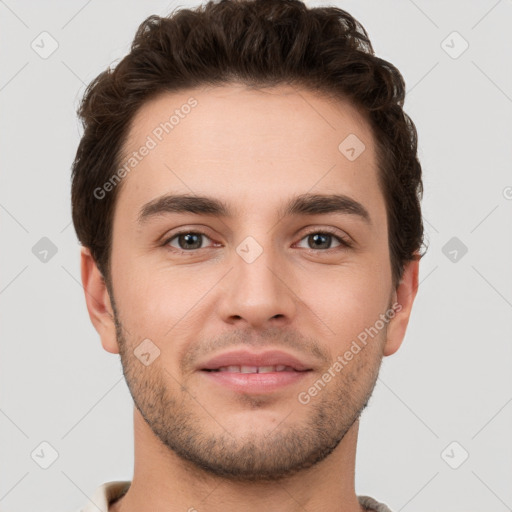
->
[71,0,424,511]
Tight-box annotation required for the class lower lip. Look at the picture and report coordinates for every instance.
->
[201,370,311,394]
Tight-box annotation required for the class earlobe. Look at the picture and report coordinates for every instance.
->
[80,247,120,354]
[383,255,420,357]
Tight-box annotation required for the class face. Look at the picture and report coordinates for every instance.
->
[86,84,417,481]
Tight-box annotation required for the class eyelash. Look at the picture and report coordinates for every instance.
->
[162,228,353,255]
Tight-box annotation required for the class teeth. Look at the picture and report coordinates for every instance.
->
[213,365,295,373]
[241,365,258,373]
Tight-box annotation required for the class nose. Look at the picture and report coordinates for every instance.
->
[217,239,298,330]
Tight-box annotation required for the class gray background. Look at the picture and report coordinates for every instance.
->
[1,1,511,511]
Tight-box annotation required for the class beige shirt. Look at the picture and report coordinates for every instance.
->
[76,481,394,512]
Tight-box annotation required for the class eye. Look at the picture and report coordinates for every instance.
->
[166,231,214,251]
[295,229,352,251]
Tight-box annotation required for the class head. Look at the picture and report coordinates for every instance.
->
[74,0,424,481]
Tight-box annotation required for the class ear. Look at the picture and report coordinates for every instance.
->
[383,255,420,357]
[80,247,120,354]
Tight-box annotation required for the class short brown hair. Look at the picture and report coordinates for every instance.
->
[71,0,424,288]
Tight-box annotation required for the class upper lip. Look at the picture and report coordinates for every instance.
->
[199,349,313,372]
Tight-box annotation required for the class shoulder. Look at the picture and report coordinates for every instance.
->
[358,495,394,512]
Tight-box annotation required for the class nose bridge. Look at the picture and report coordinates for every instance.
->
[219,231,297,327]
[236,234,281,290]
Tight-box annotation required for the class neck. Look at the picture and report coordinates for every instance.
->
[110,407,365,512]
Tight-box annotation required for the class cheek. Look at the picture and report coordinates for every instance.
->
[296,263,390,354]
[112,259,212,344]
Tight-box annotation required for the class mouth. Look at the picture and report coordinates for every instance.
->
[198,350,313,394]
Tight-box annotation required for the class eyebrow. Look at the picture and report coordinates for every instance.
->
[138,192,371,225]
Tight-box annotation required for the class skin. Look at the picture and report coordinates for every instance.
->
[81,84,419,512]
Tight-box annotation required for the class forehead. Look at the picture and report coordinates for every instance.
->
[115,83,384,224]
